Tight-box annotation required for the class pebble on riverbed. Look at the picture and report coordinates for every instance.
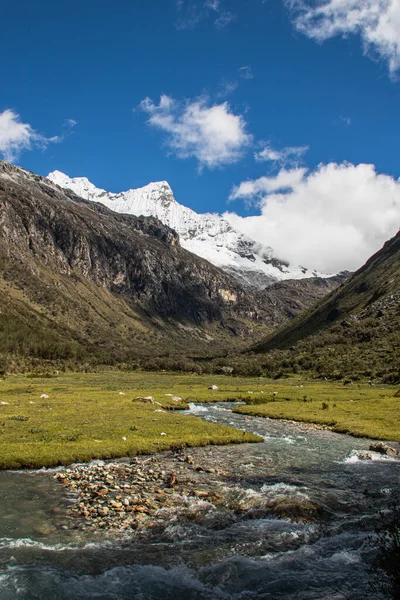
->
[54,455,224,534]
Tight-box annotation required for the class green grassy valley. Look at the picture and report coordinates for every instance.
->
[0,371,265,469]
[0,371,398,469]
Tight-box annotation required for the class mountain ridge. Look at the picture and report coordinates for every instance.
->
[0,160,348,371]
[48,170,327,290]
[0,161,276,364]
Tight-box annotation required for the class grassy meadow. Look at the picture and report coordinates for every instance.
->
[0,371,266,469]
[234,382,400,442]
[0,371,399,469]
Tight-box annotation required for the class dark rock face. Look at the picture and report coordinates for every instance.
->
[255,273,350,327]
[0,161,258,325]
[0,161,281,360]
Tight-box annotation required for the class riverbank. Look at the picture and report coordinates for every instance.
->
[234,382,400,442]
[1,372,399,468]
[0,371,268,469]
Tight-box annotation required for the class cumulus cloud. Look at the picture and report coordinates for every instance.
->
[255,143,309,166]
[230,167,306,200]
[288,0,400,77]
[139,95,252,169]
[0,110,76,162]
[176,0,234,29]
[226,162,400,273]
[0,109,44,161]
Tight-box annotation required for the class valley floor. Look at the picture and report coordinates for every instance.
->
[0,371,399,469]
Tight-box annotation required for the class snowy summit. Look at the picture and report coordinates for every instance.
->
[47,171,324,289]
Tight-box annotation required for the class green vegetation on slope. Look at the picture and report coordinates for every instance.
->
[0,371,265,469]
[255,230,400,353]
[233,381,400,441]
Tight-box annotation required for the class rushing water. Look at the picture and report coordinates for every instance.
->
[0,402,399,600]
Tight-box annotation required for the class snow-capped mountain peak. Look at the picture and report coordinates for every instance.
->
[47,170,325,289]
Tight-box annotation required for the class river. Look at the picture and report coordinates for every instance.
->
[0,402,399,599]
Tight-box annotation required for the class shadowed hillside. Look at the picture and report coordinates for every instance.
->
[255,229,400,352]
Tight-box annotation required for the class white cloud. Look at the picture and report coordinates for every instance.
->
[139,95,252,169]
[214,10,234,28]
[0,109,44,161]
[176,0,234,29]
[49,118,78,144]
[226,162,400,273]
[255,143,309,166]
[238,65,254,79]
[230,167,306,199]
[0,110,76,162]
[288,0,400,76]
[216,79,239,98]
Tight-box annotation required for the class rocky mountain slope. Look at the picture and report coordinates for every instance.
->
[258,272,349,326]
[48,170,324,289]
[1,161,283,363]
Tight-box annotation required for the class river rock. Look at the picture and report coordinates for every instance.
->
[369,442,398,456]
[356,451,373,460]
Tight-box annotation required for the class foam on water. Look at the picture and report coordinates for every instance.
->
[343,449,399,464]
[260,483,311,502]
[0,536,119,552]
[187,403,209,414]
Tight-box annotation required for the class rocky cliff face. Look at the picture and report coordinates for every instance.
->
[48,170,325,289]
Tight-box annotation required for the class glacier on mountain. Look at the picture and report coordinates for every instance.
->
[47,170,323,289]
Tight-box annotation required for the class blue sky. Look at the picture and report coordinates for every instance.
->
[2,0,400,271]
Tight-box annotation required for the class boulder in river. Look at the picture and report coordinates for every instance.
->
[369,442,398,457]
[356,451,373,460]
